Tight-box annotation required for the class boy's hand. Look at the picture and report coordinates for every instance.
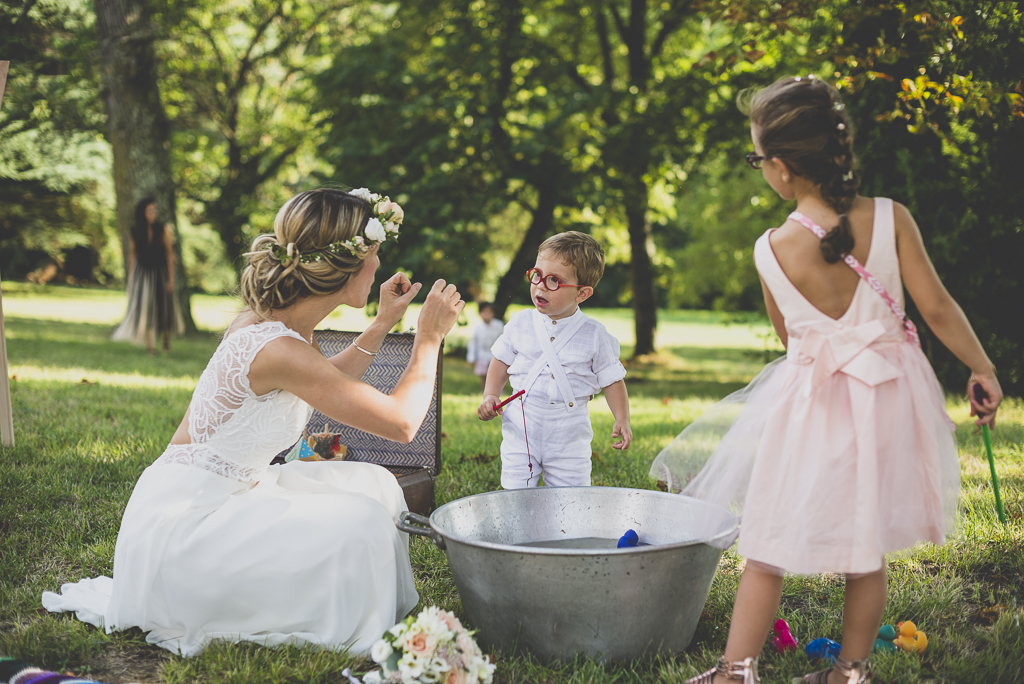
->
[611,421,632,450]
[478,395,503,421]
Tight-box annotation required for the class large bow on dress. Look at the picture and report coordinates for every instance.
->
[787,319,903,397]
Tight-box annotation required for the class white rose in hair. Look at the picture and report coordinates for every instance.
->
[350,187,372,202]
[365,218,387,242]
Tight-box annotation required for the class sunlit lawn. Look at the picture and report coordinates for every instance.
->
[1,283,1022,683]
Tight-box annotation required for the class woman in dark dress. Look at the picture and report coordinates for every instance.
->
[112,197,185,353]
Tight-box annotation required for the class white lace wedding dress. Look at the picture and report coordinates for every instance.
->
[42,321,419,655]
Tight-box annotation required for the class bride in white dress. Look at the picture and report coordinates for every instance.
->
[42,188,465,656]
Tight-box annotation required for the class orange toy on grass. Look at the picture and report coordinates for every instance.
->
[893,621,927,653]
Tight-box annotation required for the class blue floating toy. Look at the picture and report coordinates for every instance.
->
[617,529,639,548]
[805,638,841,663]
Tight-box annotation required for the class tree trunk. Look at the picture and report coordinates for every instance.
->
[625,180,657,356]
[491,179,559,320]
[95,0,195,332]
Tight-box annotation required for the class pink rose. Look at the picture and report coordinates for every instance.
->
[445,669,466,684]
[405,631,438,659]
[440,611,462,632]
[456,632,479,657]
[388,202,404,223]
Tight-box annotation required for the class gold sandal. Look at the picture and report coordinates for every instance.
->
[794,657,871,684]
[685,656,760,684]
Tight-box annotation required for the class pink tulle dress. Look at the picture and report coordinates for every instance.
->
[650,197,959,575]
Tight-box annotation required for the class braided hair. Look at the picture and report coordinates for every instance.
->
[239,189,374,318]
[739,76,859,263]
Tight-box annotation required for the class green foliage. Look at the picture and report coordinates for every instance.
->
[0,0,119,283]
[659,158,789,311]
[156,0,356,266]
[821,0,1024,394]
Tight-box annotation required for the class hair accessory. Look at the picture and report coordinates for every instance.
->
[834,102,845,111]
[807,74,816,80]
[352,342,378,357]
[794,76,802,81]
[837,122,846,131]
[842,171,854,181]
[263,187,404,263]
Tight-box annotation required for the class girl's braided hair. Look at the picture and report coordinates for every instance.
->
[739,76,859,263]
[239,189,373,318]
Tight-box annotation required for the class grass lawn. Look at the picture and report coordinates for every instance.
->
[1,283,1022,683]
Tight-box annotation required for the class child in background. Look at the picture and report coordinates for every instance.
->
[478,232,632,489]
[466,302,504,390]
[659,75,1002,684]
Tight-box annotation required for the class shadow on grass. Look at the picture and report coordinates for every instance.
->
[4,317,219,380]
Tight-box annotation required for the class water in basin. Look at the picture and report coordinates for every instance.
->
[515,536,650,549]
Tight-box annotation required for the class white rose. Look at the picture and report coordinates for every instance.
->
[371,639,394,663]
[389,622,409,639]
[384,221,400,235]
[364,218,387,242]
[350,187,373,202]
[398,652,424,683]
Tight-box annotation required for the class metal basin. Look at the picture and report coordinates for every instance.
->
[398,486,738,661]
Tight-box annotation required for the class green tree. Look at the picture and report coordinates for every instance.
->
[316,0,602,316]
[157,0,353,268]
[0,0,116,283]
[95,0,196,329]
[822,1,1024,393]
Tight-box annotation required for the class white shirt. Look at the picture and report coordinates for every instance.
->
[490,308,626,403]
[466,318,505,363]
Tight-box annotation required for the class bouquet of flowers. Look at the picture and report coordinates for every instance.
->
[363,606,496,684]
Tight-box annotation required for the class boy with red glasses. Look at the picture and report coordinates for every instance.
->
[477,231,632,489]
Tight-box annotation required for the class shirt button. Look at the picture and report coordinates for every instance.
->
[550,336,555,341]
[552,320,557,324]
[551,374,555,379]
[569,402,574,407]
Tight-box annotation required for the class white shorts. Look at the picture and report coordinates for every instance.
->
[499,398,593,489]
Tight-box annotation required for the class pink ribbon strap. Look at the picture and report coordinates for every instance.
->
[788,211,921,348]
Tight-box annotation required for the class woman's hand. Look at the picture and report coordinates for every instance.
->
[416,279,464,342]
[968,370,1002,429]
[376,272,421,329]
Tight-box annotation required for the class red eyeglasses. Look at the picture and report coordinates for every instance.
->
[525,267,584,292]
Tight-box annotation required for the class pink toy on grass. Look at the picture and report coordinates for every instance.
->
[773,618,799,653]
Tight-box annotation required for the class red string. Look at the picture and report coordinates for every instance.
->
[519,394,533,487]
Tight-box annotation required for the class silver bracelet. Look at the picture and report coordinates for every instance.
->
[352,342,378,357]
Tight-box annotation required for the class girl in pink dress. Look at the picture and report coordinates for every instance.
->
[653,76,1003,684]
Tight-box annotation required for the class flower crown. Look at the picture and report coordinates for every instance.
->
[265,187,404,264]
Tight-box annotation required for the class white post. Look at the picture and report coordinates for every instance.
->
[0,60,14,447]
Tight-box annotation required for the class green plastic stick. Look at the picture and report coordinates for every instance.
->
[982,424,1006,523]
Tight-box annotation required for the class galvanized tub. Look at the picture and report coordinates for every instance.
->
[397,486,738,661]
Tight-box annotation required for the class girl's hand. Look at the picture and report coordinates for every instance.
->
[478,395,502,421]
[611,421,632,450]
[377,272,421,329]
[416,279,464,342]
[969,371,1002,429]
